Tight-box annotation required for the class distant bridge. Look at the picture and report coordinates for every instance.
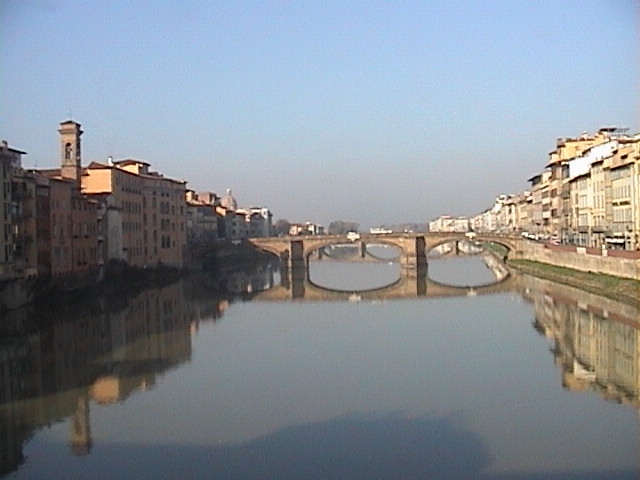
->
[248,232,525,269]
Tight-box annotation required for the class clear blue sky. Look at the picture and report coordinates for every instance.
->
[2,0,638,228]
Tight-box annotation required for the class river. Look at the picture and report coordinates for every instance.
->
[0,249,638,479]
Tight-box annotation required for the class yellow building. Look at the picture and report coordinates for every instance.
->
[604,136,639,250]
[82,159,187,268]
[546,129,615,243]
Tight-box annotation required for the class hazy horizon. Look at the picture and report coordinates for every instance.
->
[2,1,638,228]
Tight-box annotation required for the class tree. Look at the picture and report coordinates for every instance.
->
[328,221,360,235]
[273,219,291,236]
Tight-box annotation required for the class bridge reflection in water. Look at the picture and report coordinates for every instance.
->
[253,255,514,302]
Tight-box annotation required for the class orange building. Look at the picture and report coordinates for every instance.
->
[53,120,187,269]
[82,159,187,268]
[33,172,99,288]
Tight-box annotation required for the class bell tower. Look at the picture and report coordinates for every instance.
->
[59,120,83,185]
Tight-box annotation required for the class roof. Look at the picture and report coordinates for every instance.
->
[0,141,27,155]
[114,158,151,166]
[527,173,542,182]
[87,161,110,168]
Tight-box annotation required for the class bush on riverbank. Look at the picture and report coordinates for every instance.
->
[211,242,278,271]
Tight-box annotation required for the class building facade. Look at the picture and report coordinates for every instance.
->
[185,190,219,245]
[0,142,34,279]
[82,158,187,268]
[451,128,639,250]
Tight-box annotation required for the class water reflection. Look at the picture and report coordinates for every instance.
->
[0,264,272,476]
[0,280,192,473]
[266,255,512,302]
[520,274,640,406]
[0,258,638,478]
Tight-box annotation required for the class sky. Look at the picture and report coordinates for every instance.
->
[1,0,638,228]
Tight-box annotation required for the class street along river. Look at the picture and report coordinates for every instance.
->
[1,251,638,479]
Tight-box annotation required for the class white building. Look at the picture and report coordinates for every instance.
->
[428,215,469,233]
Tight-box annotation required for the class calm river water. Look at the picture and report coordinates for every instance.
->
[1,251,638,479]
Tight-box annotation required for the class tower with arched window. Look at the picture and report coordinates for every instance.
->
[59,120,83,185]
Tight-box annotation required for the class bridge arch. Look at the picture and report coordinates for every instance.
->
[423,233,521,261]
[361,242,402,261]
[300,237,398,261]
[315,240,402,262]
[252,243,289,260]
[425,266,513,291]
[306,271,404,297]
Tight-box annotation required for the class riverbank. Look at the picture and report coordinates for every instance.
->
[508,259,640,308]
[0,242,274,313]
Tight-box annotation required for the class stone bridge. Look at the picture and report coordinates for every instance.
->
[248,232,524,268]
[252,263,518,302]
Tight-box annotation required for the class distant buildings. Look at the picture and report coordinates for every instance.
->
[186,190,220,244]
[430,127,640,251]
[428,215,470,233]
[288,222,325,236]
[1,120,275,304]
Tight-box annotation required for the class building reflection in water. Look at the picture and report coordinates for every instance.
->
[0,259,638,475]
[520,274,640,407]
[0,261,267,475]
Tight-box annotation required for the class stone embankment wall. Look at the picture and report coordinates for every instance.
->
[520,242,640,280]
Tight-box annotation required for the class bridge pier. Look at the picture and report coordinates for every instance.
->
[399,235,427,269]
[289,240,306,269]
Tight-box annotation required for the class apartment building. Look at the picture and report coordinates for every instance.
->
[428,215,470,233]
[0,142,14,278]
[527,170,551,237]
[34,173,100,286]
[185,190,219,244]
[216,206,249,242]
[288,222,324,236]
[33,174,51,277]
[44,121,188,269]
[605,139,639,250]
[0,142,36,279]
[82,158,187,268]
[545,129,619,242]
[634,139,640,247]
[248,207,273,238]
[467,128,639,250]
